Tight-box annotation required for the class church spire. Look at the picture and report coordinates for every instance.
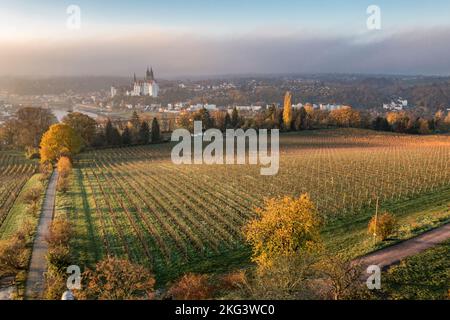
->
[146,66,154,81]
[150,67,154,81]
[133,73,137,83]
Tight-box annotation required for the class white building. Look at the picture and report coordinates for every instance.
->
[111,86,117,98]
[383,98,408,111]
[127,67,159,97]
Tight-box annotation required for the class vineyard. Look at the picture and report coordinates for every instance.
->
[61,129,450,281]
[0,151,37,228]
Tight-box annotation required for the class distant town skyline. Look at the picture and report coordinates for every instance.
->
[1,0,450,77]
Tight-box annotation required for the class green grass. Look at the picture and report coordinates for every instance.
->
[378,240,449,300]
[0,174,44,239]
[322,186,450,259]
[54,171,103,268]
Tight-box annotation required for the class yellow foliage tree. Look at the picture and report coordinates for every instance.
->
[40,124,82,164]
[243,194,323,271]
[57,156,72,178]
[283,91,293,130]
[330,106,361,127]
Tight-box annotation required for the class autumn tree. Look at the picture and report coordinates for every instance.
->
[418,118,431,134]
[193,108,214,130]
[57,156,72,178]
[212,111,227,131]
[386,111,410,133]
[444,112,450,130]
[176,111,192,131]
[151,117,161,143]
[283,91,293,130]
[0,234,28,277]
[62,112,97,146]
[77,256,155,300]
[329,106,361,128]
[56,156,72,193]
[40,124,83,163]
[8,107,57,149]
[368,212,397,241]
[243,194,323,271]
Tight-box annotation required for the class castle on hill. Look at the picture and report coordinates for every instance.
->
[111,67,159,98]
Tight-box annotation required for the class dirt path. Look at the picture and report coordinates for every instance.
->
[25,170,58,300]
[355,223,450,273]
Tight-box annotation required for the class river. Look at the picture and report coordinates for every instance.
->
[52,108,99,122]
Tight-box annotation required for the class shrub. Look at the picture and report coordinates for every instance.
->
[44,265,67,300]
[368,212,397,241]
[46,245,71,271]
[46,219,73,248]
[39,162,53,177]
[0,235,28,277]
[167,273,213,300]
[77,256,155,300]
[218,270,247,291]
[23,187,43,205]
[57,156,72,179]
[57,176,70,193]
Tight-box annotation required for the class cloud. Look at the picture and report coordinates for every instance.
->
[1,27,450,77]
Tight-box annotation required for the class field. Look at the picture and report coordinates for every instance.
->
[380,240,449,300]
[55,129,450,283]
[0,151,37,231]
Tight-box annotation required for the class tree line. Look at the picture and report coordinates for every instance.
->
[175,92,450,134]
[0,108,162,159]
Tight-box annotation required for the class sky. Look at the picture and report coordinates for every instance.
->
[1,0,450,77]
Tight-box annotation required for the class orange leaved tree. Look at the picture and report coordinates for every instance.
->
[40,124,82,164]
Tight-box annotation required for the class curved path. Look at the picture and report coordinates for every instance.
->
[355,223,450,275]
[25,170,58,300]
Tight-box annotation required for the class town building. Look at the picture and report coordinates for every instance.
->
[126,67,159,97]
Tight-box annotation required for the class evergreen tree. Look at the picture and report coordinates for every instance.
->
[121,126,132,145]
[151,117,161,143]
[138,121,150,144]
[298,107,308,130]
[231,107,239,128]
[105,120,121,146]
[105,120,115,145]
[224,112,232,129]
[130,111,140,130]
[111,127,122,146]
